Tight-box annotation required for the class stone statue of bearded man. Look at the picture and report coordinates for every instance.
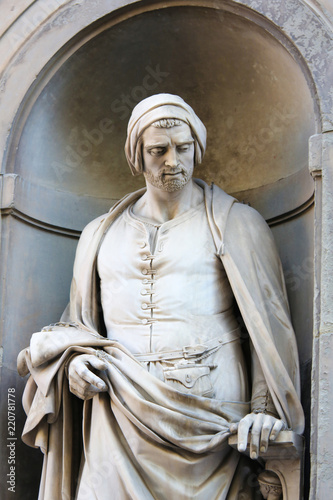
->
[18,94,304,500]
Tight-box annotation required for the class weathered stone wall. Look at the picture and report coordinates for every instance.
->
[0,1,332,498]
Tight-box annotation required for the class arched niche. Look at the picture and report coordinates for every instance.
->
[10,5,317,231]
[0,2,325,499]
[9,0,318,389]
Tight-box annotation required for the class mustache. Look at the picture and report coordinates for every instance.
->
[160,167,184,175]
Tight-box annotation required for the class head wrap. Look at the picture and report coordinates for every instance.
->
[124,93,207,175]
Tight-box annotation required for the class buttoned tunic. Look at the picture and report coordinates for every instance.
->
[97,201,248,403]
[19,181,304,500]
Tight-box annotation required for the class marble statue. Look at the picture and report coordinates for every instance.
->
[18,94,304,499]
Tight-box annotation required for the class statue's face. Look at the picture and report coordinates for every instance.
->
[141,122,195,192]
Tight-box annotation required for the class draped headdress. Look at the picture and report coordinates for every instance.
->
[124,93,207,175]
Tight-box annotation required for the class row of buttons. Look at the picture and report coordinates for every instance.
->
[141,252,157,326]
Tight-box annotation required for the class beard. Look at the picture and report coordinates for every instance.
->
[144,166,193,192]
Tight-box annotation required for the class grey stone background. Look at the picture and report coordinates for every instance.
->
[1,1,332,498]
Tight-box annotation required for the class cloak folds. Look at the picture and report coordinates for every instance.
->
[18,180,304,500]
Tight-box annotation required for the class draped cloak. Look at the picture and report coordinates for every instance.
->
[18,180,304,500]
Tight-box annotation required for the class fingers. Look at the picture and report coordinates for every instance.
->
[250,413,267,458]
[236,413,286,459]
[258,415,273,454]
[270,418,286,441]
[237,414,254,453]
[87,355,108,373]
[76,361,107,390]
[68,354,108,400]
[69,378,104,400]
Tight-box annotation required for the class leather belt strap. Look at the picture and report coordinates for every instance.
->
[134,327,240,362]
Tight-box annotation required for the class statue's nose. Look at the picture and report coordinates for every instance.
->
[164,147,179,167]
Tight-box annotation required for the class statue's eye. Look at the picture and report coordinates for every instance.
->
[149,148,166,156]
[177,145,191,152]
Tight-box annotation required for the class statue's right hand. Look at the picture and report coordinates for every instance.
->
[67,354,108,400]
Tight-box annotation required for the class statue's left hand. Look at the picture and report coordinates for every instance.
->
[229,413,286,459]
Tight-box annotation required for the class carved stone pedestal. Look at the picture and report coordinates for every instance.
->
[229,431,304,499]
[258,470,282,499]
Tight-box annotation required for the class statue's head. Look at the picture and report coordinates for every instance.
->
[124,94,207,177]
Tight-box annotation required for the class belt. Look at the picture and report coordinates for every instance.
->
[133,327,240,363]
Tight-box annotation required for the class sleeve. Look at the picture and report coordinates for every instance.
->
[250,348,279,417]
[221,203,304,433]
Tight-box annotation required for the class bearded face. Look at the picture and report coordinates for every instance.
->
[141,123,195,192]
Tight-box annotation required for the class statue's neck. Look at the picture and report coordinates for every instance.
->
[132,179,203,224]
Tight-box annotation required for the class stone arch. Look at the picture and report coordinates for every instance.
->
[0,1,331,498]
